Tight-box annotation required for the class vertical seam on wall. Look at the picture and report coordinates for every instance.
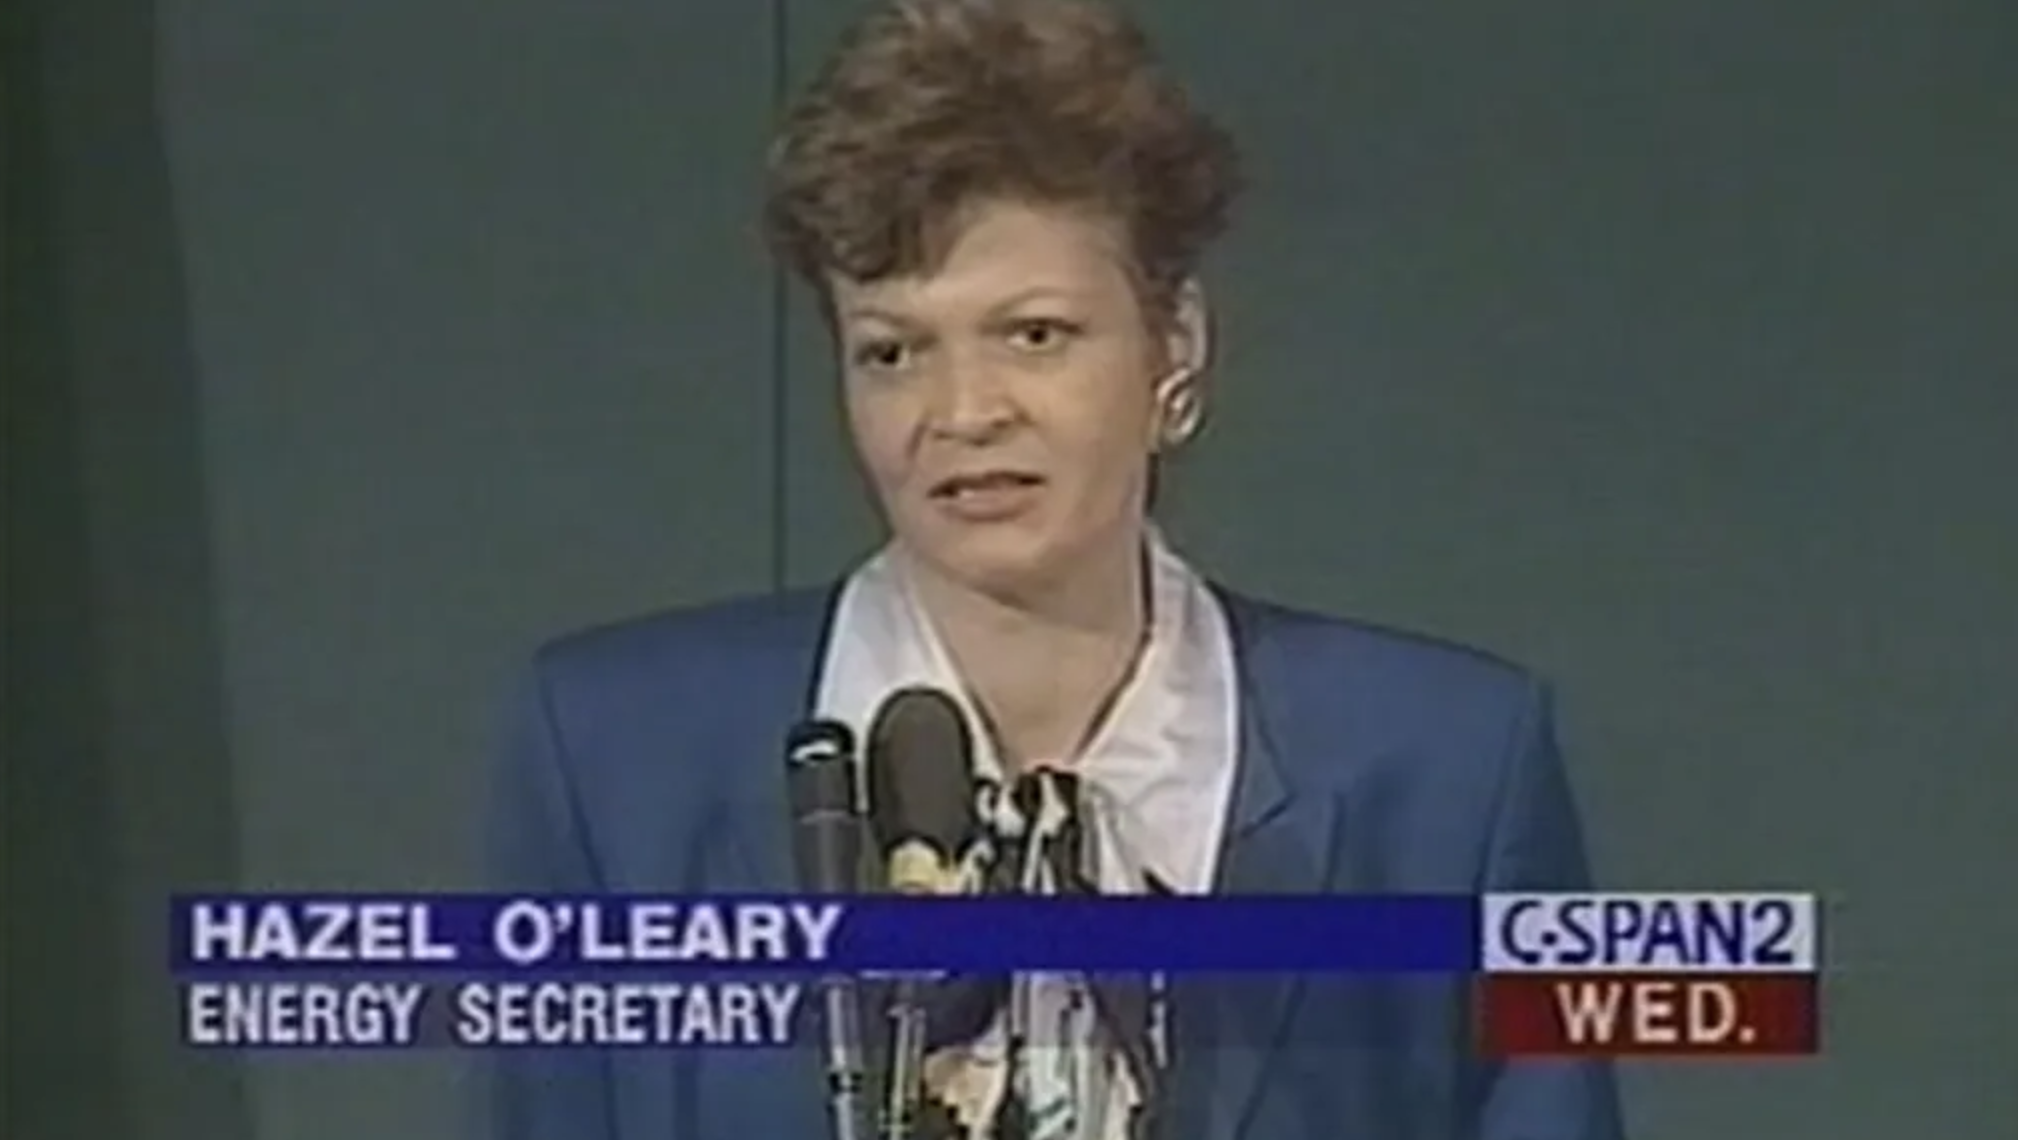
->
[765,0,790,593]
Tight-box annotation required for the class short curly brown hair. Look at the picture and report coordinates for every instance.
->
[764,0,1242,315]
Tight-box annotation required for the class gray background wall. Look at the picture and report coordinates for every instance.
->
[5,1,2013,1139]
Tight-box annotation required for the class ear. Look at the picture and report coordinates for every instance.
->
[1151,278,1210,450]
[1160,277,1210,378]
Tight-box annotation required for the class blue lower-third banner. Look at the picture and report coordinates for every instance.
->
[170,894,1477,975]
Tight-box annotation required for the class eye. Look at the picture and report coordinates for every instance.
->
[850,337,913,372]
[1004,317,1081,353]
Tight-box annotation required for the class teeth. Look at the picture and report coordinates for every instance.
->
[943,474,1033,495]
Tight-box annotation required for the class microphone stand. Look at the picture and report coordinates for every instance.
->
[881,862,980,1140]
[787,726,874,1140]
[819,974,874,1140]
[881,975,929,1140]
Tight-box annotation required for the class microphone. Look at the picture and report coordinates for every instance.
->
[867,687,981,894]
[864,688,980,1140]
[786,720,872,1140]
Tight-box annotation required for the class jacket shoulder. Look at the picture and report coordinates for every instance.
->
[513,587,838,779]
[1220,593,1565,891]
[1222,591,1543,714]
[529,587,835,688]
[499,588,838,887]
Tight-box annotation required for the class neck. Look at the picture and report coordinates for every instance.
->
[899,532,1151,769]
[904,537,1146,644]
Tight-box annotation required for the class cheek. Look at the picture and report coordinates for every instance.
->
[1080,380,1158,468]
[1041,388,1155,508]
[844,390,916,491]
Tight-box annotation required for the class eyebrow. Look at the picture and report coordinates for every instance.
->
[835,305,918,330]
[988,285,1085,309]
[838,286,1087,329]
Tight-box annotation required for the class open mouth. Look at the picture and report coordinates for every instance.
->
[930,471,1045,499]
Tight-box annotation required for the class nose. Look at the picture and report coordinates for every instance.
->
[923,353,1017,442]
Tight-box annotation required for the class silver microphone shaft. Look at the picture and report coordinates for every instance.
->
[882,978,928,1140]
[818,976,871,1140]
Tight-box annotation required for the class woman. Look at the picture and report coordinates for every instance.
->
[485,1,1624,1138]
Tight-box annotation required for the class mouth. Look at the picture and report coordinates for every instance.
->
[929,470,1046,500]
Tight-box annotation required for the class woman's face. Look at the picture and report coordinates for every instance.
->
[830,199,1192,602]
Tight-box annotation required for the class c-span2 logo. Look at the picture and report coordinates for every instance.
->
[1476,893,1820,1056]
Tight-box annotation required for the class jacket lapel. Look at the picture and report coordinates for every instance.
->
[1168,591,1344,1140]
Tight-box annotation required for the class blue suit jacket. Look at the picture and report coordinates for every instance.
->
[482,585,1626,1140]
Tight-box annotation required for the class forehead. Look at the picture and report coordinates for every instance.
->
[830,200,1138,320]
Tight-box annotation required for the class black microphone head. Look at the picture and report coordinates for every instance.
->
[787,718,855,764]
[786,719,859,821]
[784,719,862,894]
[865,686,977,859]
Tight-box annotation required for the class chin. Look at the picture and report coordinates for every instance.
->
[910,530,1070,602]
